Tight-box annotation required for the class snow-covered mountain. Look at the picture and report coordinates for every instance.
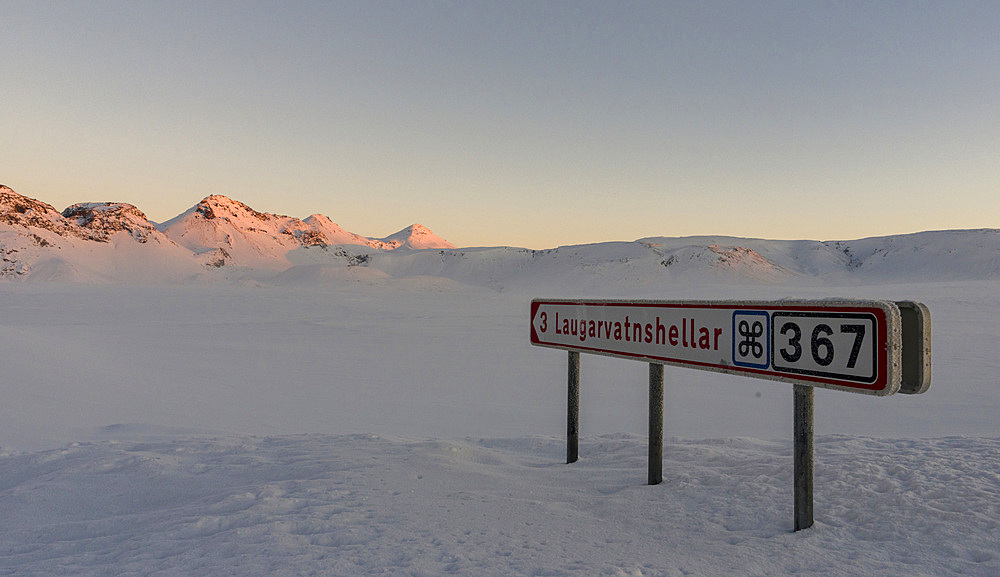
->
[376,223,456,250]
[158,194,455,270]
[62,202,160,243]
[158,195,318,271]
[1,184,998,286]
[0,186,454,281]
[0,186,102,242]
[352,230,1000,293]
[0,186,207,282]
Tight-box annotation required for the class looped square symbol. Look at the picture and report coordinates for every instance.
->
[738,319,765,358]
[732,311,770,369]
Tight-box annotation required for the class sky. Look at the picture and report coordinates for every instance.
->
[2,1,998,249]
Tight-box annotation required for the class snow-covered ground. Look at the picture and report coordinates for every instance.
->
[3,434,997,576]
[1,278,998,575]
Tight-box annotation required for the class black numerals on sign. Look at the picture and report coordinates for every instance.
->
[772,313,877,384]
[811,324,834,366]
[780,322,866,367]
[779,322,802,363]
[840,324,865,368]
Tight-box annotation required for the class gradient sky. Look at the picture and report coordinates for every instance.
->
[3,1,998,248]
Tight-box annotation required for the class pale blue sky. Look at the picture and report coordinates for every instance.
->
[3,1,998,248]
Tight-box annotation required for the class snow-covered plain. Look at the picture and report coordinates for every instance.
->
[1,276,998,576]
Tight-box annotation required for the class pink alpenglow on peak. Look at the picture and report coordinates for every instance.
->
[156,195,455,268]
[374,224,457,250]
[302,214,377,248]
[0,186,458,280]
[63,202,159,243]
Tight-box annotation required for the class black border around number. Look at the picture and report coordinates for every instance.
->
[770,312,879,384]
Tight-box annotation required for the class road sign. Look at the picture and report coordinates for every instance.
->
[530,299,906,395]
[532,298,930,531]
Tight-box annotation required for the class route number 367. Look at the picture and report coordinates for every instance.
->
[772,313,877,383]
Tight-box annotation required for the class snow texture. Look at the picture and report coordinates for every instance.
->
[2,434,997,576]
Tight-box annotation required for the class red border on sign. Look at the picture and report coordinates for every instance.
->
[530,300,892,393]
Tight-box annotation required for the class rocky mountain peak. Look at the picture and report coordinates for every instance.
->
[194,195,272,223]
[1,186,62,220]
[0,186,102,240]
[62,202,158,243]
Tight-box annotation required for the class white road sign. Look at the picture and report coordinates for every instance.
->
[530,299,907,395]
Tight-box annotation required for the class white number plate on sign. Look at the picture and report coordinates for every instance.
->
[771,313,877,383]
[530,299,904,395]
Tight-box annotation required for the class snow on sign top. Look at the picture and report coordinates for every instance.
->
[530,299,931,396]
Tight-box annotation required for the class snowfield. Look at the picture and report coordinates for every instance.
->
[1,277,999,576]
[2,434,997,576]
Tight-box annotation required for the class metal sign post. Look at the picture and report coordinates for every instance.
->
[793,384,814,531]
[567,351,580,464]
[531,298,931,531]
[648,363,664,485]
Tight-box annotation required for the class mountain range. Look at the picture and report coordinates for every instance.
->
[0,185,453,282]
[1,184,998,288]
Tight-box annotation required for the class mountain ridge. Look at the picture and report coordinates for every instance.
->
[1,184,997,287]
[0,185,456,280]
